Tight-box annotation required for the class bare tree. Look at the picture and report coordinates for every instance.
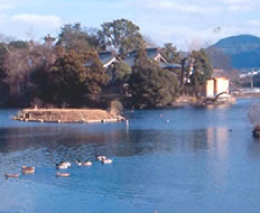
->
[4,47,30,96]
[248,103,260,127]
[142,35,157,48]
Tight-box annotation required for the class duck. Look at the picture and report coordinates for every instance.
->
[22,165,35,174]
[96,155,106,161]
[61,161,71,167]
[56,172,70,177]
[56,163,69,169]
[60,161,71,167]
[4,173,20,178]
[101,158,113,164]
[76,160,92,166]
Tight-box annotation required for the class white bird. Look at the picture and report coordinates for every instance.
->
[101,158,113,164]
[76,160,92,166]
[96,155,106,161]
[62,161,71,167]
[56,164,68,169]
[56,162,69,169]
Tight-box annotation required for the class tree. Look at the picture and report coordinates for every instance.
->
[4,44,30,98]
[57,23,100,52]
[189,49,213,96]
[4,40,57,106]
[108,61,131,84]
[44,34,56,47]
[133,43,150,67]
[29,40,59,105]
[161,43,181,63]
[8,40,29,49]
[98,18,143,55]
[0,43,8,80]
[128,47,179,108]
[143,35,157,48]
[83,51,109,94]
[46,50,109,106]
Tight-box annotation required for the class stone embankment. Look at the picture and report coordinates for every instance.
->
[13,108,125,123]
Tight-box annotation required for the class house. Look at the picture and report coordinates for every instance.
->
[123,48,167,67]
[123,48,181,70]
[206,69,230,98]
[98,48,181,71]
[98,51,118,69]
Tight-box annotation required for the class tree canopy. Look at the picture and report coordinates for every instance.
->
[45,50,109,106]
[0,19,216,108]
[98,18,143,55]
[161,43,181,64]
[128,47,179,108]
[108,60,132,84]
[189,49,213,96]
[57,23,100,52]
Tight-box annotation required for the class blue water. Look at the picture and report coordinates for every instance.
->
[0,99,260,213]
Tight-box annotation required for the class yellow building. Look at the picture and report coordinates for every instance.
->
[206,69,230,98]
[206,79,214,97]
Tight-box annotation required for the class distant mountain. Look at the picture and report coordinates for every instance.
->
[207,34,260,70]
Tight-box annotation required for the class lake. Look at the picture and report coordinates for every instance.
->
[0,99,260,213]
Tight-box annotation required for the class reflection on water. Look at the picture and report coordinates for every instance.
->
[1,100,260,213]
[0,127,232,162]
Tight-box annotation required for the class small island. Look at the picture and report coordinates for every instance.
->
[13,108,125,123]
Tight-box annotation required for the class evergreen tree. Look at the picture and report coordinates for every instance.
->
[46,50,109,106]
[161,43,181,63]
[189,49,213,96]
[129,47,179,108]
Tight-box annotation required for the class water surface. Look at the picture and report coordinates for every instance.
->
[0,100,259,213]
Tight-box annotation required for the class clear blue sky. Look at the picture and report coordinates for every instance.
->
[0,0,260,50]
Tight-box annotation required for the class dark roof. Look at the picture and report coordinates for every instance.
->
[123,54,135,67]
[98,51,115,65]
[160,63,181,69]
[146,48,160,59]
[123,48,165,67]
[98,48,174,68]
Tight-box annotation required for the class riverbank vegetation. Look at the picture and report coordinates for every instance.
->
[0,19,213,109]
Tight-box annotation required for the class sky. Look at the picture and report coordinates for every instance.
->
[0,0,260,50]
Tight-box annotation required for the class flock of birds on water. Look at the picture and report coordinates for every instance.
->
[4,155,112,179]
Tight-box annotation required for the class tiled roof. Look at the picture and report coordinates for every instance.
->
[99,51,115,65]
[98,48,181,69]
[123,48,162,67]
[160,63,181,69]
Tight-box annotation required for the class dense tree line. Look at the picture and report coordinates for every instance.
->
[0,19,213,109]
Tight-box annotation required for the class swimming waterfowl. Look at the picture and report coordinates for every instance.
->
[96,155,106,161]
[76,160,92,166]
[56,172,70,177]
[56,161,71,169]
[101,158,113,164]
[59,161,71,167]
[22,165,35,174]
[62,161,71,167]
[56,163,69,169]
[4,173,20,178]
